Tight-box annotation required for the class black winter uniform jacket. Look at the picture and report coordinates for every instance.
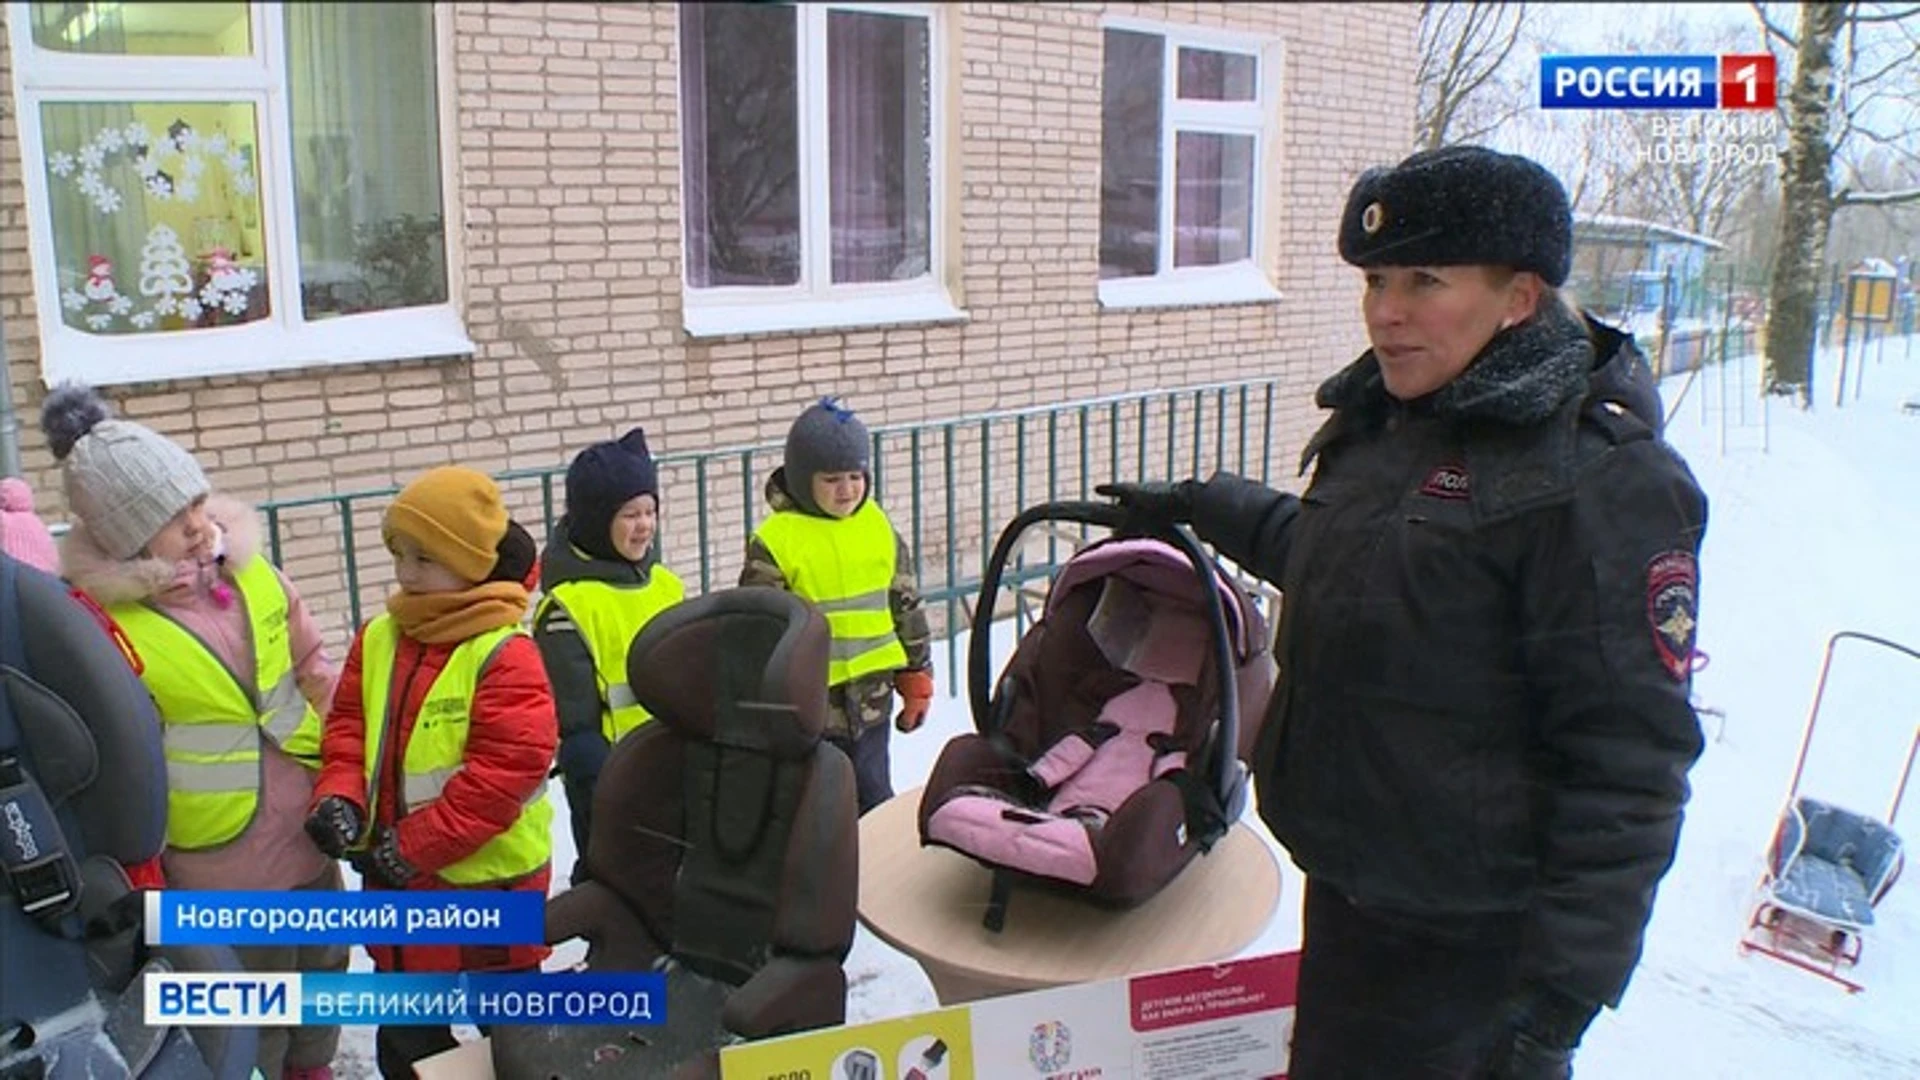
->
[1191,306,1708,1013]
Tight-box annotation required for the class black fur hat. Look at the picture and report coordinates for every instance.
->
[1337,145,1572,286]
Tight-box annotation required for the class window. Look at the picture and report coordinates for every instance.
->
[1099,21,1281,311]
[7,2,470,386]
[677,2,960,338]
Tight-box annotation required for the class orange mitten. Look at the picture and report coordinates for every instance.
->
[894,668,935,733]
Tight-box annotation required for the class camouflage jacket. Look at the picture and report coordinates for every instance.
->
[740,469,933,738]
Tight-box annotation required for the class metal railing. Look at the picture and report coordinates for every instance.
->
[257,377,1291,686]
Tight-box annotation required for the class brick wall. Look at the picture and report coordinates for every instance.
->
[0,2,1420,651]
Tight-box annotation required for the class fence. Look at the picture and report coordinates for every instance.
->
[258,377,1292,684]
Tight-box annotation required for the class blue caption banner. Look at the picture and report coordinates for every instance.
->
[144,890,546,946]
[306,972,666,1026]
[145,971,668,1028]
[1540,55,1719,110]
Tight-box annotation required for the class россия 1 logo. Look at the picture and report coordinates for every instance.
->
[1540,54,1776,110]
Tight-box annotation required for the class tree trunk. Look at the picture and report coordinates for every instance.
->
[1763,2,1846,406]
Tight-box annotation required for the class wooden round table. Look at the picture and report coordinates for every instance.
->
[858,786,1282,1005]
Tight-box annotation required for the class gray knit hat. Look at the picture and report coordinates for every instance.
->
[41,383,210,560]
[783,397,870,515]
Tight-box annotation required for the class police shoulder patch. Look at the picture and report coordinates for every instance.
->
[1646,550,1699,681]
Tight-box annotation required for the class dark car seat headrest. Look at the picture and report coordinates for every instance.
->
[627,587,831,758]
[8,559,167,865]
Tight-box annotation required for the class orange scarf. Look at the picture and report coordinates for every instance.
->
[387,581,529,645]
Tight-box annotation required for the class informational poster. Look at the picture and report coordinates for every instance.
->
[719,952,1298,1080]
[717,1006,975,1080]
[1125,954,1299,1080]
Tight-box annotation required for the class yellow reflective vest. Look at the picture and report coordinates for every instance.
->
[753,500,909,687]
[358,616,553,885]
[112,555,324,851]
[536,563,686,744]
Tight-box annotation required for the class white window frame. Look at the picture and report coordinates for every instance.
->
[677,1,964,339]
[1097,16,1285,313]
[5,1,473,388]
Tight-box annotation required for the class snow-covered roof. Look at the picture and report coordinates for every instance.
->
[1574,212,1725,252]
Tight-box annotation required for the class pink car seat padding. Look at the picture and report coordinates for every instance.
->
[1049,539,1252,658]
[1087,575,1210,687]
[927,797,1101,885]
[928,681,1182,887]
[1029,731,1098,789]
[1046,681,1177,815]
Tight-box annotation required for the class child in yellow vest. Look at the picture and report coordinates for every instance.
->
[533,427,685,882]
[42,383,346,1080]
[741,398,933,815]
[304,466,558,1079]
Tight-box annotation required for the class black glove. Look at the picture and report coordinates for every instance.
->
[1484,1029,1574,1080]
[361,829,419,889]
[1486,984,1596,1080]
[304,796,364,859]
[1094,480,1198,524]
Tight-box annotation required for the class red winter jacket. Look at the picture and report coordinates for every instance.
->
[313,625,557,973]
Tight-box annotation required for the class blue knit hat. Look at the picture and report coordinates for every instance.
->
[565,427,659,562]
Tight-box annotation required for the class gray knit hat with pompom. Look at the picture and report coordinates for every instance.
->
[41,383,210,560]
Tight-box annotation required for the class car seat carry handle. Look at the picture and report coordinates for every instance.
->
[968,501,1242,826]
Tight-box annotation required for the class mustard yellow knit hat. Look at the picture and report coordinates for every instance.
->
[383,466,508,583]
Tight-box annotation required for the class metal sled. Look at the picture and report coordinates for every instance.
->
[1738,632,1917,993]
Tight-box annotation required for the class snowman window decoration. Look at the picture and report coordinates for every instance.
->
[44,116,262,334]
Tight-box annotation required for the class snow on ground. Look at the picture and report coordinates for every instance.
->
[335,337,1920,1078]
[1574,338,1920,1079]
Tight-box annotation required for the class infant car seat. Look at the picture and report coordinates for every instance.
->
[0,553,257,1079]
[918,501,1272,930]
[492,587,858,1079]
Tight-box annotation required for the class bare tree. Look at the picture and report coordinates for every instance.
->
[1416,2,1534,150]
[1828,147,1920,265]
[1503,10,1759,236]
[1610,19,1773,242]
[1756,1,1920,404]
